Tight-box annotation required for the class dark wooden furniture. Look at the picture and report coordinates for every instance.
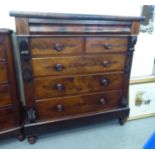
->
[10,11,144,144]
[0,29,23,140]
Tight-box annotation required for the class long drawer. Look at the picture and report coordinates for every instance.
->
[32,54,126,77]
[30,37,84,57]
[0,108,14,131]
[34,73,124,99]
[0,60,7,83]
[0,85,11,107]
[36,91,121,121]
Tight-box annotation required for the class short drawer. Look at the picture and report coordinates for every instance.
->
[0,60,8,83]
[0,108,14,131]
[86,37,128,53]
[30,37,84,57]
[32,54,126,77]
[34,73,124,99]
[0,85,11,107]
[36,91,121,121]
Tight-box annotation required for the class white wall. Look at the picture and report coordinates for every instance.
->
[0,0,142,30]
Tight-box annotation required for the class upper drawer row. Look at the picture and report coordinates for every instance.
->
[29,37,128,57]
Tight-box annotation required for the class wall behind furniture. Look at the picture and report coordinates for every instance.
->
[0,0,141,30]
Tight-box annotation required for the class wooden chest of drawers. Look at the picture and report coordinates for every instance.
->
[0,29,22,139]
[10,11,143,144]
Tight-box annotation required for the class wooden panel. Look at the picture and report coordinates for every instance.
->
[0,85,11,107]
[30,37,84,57]
[36,91,121,121]
[0,35,5,59]
[0,60,7,83]
[32,54,126,77]
[131,21,140,35]
[30,25,131,34]
[0,108,14,131]
[15,17,29,35]
[86,37,128,53]
[0,46,5,59]
[34,73,124,99]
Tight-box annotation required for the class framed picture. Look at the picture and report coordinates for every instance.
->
[129,77,155,120]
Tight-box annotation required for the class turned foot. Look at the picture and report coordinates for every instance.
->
[27,135,37,144]
[118,117,127,126]
[17,134,25,141]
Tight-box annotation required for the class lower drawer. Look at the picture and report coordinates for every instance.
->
[0,108,14,131]
[0,85,11,107]
[36,91,122,121]
[34,73,124,99]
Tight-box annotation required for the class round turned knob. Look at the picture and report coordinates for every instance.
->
[55,83,64,91]
[104,43,112,49]
[55,64,63,71]
[56,104,64,112]
[101,78,109,86]
[99,98,106,105]
[102,60,111,67]
[54,43,63,51]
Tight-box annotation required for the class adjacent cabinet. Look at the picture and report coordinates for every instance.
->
[0,29,23,140]
[0,12,144,144]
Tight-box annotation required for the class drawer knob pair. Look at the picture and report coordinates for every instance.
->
[54,43,63,51]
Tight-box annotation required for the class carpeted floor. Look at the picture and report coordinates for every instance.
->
[0,116,155,149]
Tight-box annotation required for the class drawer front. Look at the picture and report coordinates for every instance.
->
[34,73,123,99]
[0,46,5,59]
[86,37,128,53]
[0,60,7,83]
[36,91,121,121]
[32,54,126,77]
[0,36,5,59]
[0,85,11,107]
[30,37,84,57]
[0,108,14,131]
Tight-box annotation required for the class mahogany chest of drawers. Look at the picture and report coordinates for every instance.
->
[0,29,22,139]
[10,11,143,144]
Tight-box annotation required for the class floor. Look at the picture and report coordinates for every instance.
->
[0,117,155,149]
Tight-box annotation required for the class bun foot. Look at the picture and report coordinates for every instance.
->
[27,135,37,144]
[17,134,25,141]
[118,117,127,126]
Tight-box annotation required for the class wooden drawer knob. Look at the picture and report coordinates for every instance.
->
[104,43,112,49]
[56,104,64,112]
[101,78,109,86]
[99,98,106,105]
[102,60,111,67]
[55,83,64,91]
[55,64,63,71]
[54,43,63,51]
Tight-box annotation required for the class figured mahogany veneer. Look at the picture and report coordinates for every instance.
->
[10,11,144,143]
[34,73,123,99]
[32,54,126,77]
